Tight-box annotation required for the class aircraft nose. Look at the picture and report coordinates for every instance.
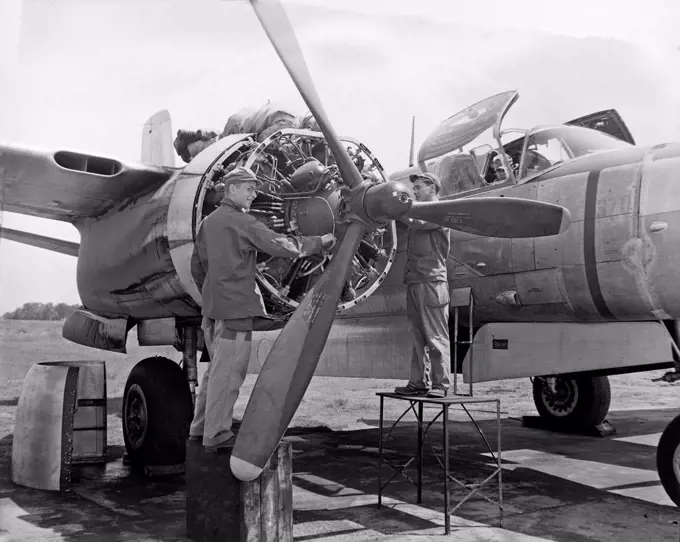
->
[640,143,680,217]
[634,142,680,317]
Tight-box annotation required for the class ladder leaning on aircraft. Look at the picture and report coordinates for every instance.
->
[0,0,677,506]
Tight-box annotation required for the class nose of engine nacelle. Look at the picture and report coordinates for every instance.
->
[362,180,414,223]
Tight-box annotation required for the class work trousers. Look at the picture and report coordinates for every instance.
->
[189,317,252,447]
[406,281,451,391]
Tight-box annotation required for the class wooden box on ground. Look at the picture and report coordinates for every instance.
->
[186,440,293,542]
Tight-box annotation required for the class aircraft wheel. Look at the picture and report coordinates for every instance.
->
[122,356,193,467]
[657,413,680,507]
[532,375,610,427]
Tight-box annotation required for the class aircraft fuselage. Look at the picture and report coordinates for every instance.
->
[280,141,680,381]
[74,140,680,331]
[444,143,680,325]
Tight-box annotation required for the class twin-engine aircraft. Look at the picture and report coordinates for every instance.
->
[1,0,677,502]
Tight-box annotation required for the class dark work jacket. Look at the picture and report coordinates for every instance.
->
[191,199,324,320]
[403,218,450,284]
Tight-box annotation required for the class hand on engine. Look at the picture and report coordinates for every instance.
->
[320,233,337,251]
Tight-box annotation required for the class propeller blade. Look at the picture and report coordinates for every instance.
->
[250,0,364,190]
[231,0,571,484]
[405,197,571,238]
[231,222,366,481]
[230,0,376,482]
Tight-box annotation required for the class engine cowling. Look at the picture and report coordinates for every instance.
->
[193,128,397,317]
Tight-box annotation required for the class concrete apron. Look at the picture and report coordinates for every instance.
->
[1,409,679,541]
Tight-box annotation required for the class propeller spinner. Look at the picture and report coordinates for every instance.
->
[230,0,571,481]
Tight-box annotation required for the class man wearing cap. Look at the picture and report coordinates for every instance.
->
[189,166,336,450]
[394,172,452,399]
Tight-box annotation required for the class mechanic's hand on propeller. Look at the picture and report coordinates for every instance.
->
[230,0,572,482]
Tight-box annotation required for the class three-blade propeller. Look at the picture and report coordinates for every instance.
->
[230,0,571,481]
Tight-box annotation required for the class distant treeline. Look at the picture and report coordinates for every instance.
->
[2,302,81,321]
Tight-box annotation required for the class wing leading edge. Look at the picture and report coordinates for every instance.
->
[0,227,79,257]
[0,143,178,223]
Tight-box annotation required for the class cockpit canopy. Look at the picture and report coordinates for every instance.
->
[415,90,636,194]
[490,124,635,183]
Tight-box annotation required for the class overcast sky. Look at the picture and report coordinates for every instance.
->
[0,0,679,314]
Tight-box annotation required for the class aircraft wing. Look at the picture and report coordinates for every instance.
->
[0,226,79,257]
[0,143,178,222]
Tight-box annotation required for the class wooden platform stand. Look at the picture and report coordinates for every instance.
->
[186,439,293,542]
[376,392,503,535]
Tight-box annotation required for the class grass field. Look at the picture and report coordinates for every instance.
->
[1,320,678,448]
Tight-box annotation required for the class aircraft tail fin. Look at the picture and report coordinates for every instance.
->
[408,115,416,167]
[141,110,174,167]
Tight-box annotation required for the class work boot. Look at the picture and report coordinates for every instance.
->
[394,383,429,396]
[427,388,447,399]
[204,430,235,452]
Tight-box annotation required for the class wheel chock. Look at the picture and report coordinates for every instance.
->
[520,415,616,438]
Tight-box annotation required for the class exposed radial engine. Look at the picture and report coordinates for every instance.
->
[193,129,398,317]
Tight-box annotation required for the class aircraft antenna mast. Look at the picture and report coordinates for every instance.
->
[408,115,416,167]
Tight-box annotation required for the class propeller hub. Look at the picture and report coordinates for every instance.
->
[361,180,414,223]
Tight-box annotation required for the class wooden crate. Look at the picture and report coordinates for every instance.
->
[186,440,293,542]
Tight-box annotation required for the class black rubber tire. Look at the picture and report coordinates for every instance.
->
[122,356,193,467]
[657,413,680,507]
[533,375,611,427]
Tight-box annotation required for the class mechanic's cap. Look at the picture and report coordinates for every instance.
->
[222,166,263,189]
[409,171,441,192]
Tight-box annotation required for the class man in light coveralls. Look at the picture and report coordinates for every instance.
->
[394,172,452,399]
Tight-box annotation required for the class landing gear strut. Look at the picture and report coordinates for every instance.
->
[182,325,199,404]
